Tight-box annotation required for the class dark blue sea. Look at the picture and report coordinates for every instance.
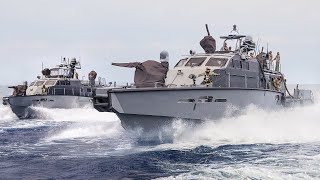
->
[1,85,320,179]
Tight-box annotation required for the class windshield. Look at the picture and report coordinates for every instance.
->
[45,80,57,86]
[205,58,228,67]
[35,81,45,86]
[57,80,70,86]
[185,57,207,67]
[174,59,187,67]
[29,81,36,86]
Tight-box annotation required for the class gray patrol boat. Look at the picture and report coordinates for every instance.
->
[93,25,314,131]
[3,58,107,119]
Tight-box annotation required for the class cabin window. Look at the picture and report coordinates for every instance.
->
[29,81,36,86]
[174,59,187,67]
[242,61,249,70]
[35,81,45,86]
[57,81,65,85]
[205,58,228,67]
[185,57,207,67]
[57,80,70,86]
[45,80,57,86]
[234,60,241,69]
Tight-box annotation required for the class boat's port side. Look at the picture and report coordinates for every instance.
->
[108,88,284,122]
[6,95,92,119]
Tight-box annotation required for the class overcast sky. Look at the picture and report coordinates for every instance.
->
[0,0,319,85]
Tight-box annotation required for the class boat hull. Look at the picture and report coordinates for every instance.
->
[5,95,92,119]
[110,88,284,131]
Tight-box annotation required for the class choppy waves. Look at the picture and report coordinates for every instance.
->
[1,89,319,147]
[0,104,16,121]
[1,86,320,179]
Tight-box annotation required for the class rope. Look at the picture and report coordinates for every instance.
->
[280,73,295,98]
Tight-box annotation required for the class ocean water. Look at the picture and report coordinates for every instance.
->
[0,85,320,179]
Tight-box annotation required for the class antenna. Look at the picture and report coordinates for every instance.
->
[266,43,270,69]
[255,38,261,55]
[205,24,211,36]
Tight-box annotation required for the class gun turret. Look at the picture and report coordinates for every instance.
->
[200,24,216,54]
[8,85,27,96]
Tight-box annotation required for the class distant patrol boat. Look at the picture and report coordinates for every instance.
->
[93,25,314,132]
[2,58,108,119]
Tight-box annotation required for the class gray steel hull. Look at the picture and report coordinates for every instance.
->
[110,88,284,131]
[6,95,92,119]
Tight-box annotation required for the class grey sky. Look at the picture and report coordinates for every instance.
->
[0,0,319,85]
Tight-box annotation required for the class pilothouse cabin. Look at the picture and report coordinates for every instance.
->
[165,25,283,92]
[24,58,106,97]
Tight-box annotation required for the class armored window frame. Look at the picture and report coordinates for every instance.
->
[205,58,228,67]
[185,57,207,67]
[35,81,45,86]
[57,80,70,86]
[57,81,64,85]
[174,59,187,67]
[29,81,36,86]
[234,60,241,69]
[241,61,249,70]
[44,80,57,86]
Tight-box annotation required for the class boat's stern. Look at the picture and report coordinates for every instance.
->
[92,87,114,112]
[285,85,314,106]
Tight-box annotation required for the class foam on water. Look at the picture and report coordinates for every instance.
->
[1,86,320,179]
[171,103,320,146]
[159,165,319,179]
[30,105,115,122]
[35,107,123,141]
[1,87,320,147]
[46,119,123,141]
[0,104,16,121]
[29,88,320,149]
[155,89,320,149]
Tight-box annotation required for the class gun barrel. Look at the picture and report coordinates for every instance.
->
[205,24,210,36]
